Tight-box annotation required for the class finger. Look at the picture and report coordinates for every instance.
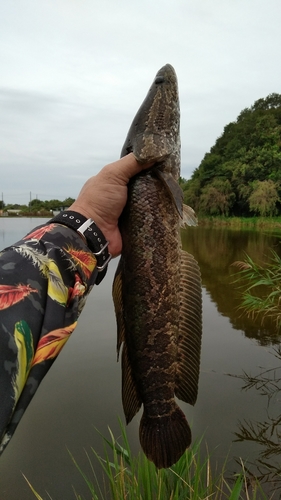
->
[102,154,154,184]
[125,153,155,178]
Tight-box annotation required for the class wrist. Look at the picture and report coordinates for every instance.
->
[68,202,107,237]
[67,202,94,221]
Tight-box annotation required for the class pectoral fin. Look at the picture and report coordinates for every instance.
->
[155,170,184,217]
[112,260,142,423]
[181,204,198,227]
[175,250,202,405]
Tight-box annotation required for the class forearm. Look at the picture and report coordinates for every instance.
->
[0,221,98,453]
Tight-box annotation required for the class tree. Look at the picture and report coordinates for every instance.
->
[199,179,235,216]
[182,177,201,212]
[44,199,64,211]
[29,199,45,211]
[251,92,281,111]
[249,180,279,216]
[62,197,75,207]
[186,92,281,216]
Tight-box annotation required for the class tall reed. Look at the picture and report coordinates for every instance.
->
[26,419,268,499]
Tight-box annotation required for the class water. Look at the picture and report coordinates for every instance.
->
[0,219,280,499]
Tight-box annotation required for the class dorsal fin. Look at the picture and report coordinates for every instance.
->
[112,260,125,359]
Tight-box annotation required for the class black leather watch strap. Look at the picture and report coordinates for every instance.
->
[48,211,111,284]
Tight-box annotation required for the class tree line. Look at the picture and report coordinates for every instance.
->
[181,93,281,217]
[2,197,75,215]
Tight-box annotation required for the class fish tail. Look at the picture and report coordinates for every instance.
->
[139,404,191,468]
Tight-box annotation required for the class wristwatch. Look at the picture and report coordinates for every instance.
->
[48,210,111,284]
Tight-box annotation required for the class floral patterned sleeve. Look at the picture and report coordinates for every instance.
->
[0,222,99,454]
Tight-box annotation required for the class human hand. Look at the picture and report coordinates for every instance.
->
[68,153,153,257]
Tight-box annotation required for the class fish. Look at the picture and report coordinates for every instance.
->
[112,64,202,469]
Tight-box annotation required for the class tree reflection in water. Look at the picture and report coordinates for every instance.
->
[181,225,281,345]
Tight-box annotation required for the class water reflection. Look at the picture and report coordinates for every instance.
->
[1,220,281,499]
[185,226,281,496]
[182,226,281,345]
[230,347,281,495]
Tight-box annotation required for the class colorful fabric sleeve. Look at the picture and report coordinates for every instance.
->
[0,222,98,454]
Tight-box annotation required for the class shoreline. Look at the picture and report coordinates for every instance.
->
[197,215,281,230]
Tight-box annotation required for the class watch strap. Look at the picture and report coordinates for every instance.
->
[48,211,111,284]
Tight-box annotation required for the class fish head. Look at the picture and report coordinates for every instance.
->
[121,64,180,166]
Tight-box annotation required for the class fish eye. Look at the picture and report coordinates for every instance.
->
[155,76,165,84]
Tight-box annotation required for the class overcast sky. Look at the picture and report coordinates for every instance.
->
[1,0,281,204]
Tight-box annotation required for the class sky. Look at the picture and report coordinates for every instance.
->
[1,0,281,205]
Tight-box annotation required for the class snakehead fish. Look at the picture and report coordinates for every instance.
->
[112,64,202,469]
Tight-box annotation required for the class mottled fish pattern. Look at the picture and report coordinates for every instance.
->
[112,64,202,468]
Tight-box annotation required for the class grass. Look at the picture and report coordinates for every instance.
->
[25,419,269,500]
[231,250,281,331]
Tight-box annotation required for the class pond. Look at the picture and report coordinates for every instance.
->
[0,218,280,499]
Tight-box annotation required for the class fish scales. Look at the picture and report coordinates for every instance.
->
[113,64,202,468]
[121,174,180,390]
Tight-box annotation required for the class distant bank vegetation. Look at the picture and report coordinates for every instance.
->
[0,197,75,216]
[181,93,281,218]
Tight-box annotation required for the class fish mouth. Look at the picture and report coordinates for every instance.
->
[153,64,178,87]
[150,64,179,131]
